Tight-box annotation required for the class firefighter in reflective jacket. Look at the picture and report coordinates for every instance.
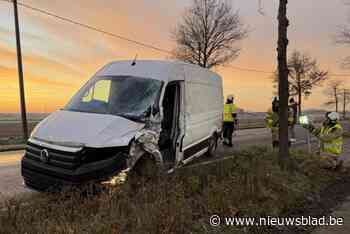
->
[265,97,294,148]
[301,112,344,170]
[223,95,237,147]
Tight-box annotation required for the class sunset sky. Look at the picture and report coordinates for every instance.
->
[1,0,350,113]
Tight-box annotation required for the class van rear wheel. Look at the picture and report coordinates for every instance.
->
[206,134,218,157]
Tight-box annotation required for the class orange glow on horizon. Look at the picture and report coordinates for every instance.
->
[1,0,349,113]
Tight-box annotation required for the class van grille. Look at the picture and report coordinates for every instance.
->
[25,142,81,170]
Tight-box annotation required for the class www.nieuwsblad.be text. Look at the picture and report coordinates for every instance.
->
[209,215,344,227]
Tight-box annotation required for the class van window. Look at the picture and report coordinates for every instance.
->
[65,76,163,122]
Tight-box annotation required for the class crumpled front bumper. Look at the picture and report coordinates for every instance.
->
[21,151,127,191]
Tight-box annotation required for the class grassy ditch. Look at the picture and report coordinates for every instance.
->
[0,147,344,234]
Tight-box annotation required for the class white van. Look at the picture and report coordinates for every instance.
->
[21,60,223,190]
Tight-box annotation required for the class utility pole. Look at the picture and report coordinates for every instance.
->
[13,0,29,140]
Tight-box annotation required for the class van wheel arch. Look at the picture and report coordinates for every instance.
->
[128,154,159,183]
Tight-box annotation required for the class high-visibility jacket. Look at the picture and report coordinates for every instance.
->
[309,123,343,155]
[288,107,294,125]
[265,110,279,129]
[266,110,279,141]
[224,103,237,122]
[265,109,294,128]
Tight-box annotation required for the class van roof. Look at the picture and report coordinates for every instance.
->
[95,60,221,83]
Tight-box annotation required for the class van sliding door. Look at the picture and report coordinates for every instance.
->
[182,82,213,160]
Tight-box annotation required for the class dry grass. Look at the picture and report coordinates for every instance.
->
[0,147,341,234]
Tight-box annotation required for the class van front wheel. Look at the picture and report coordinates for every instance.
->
[128,155,159,185]
[206,134,218,157]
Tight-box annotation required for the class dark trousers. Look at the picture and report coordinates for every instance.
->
[223,122,234,145]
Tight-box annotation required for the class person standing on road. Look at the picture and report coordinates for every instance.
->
[289,98,298,142]
[223,95,237,147]
[266,97,294,149]
[266,97,280,148]
[301,112,344,170]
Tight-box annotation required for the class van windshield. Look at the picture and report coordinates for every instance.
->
[64,76,163,122]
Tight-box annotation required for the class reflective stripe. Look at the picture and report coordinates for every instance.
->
[323,142,342,155]
[224,104,236,122]
[320,124,343,155]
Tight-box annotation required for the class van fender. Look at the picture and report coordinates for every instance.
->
[127,133,163,170]
[127,116,163,170]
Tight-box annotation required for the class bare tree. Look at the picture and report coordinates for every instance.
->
[334,2,350,119]
[324,80,343,113]
[172,0,248,68]
[277,0,289,166]
[326,81,350,119]
[274,50,328,114]
[341,88,350,119]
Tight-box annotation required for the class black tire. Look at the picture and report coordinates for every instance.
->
[128,155,159,186]
[207,134,218,157]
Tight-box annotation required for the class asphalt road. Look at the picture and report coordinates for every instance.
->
[0,120,263,139]
[0,126,312,200]
[0,150,32,200]
[0,122,37,138]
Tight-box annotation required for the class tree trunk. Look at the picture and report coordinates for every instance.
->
[297,74,302,116]
[298,88,302,116]
[336,100,338,113]
[343,90,346,119]
[335,88,338,113]
[277,0,289,167]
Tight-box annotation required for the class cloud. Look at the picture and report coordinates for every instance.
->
[0,45,86,79]
[1,0,350,112]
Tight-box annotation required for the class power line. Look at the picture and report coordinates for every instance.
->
[225,65,350,77]
[0,0,172,54]
[1,0,350,77]
[225,65,274,74]
[329,73,350,77]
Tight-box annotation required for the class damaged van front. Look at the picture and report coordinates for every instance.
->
[22,74,163,190]
[22,60,223,190]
